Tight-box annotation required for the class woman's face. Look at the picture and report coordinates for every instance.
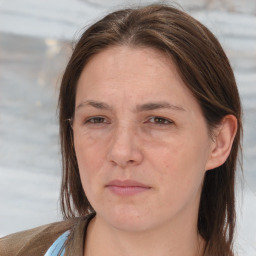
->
[73,46,215,232]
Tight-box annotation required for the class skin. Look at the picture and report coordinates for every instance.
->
[73,46,237,256]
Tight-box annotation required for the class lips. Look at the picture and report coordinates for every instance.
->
[106,179,151,196]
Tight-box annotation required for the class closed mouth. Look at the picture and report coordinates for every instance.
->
[106,179,151,196]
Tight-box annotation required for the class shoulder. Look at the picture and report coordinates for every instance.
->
[0,218,80,256]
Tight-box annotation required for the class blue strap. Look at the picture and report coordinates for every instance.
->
[44,230,70,256]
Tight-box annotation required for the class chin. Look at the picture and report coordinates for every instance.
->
[100,207,155,232]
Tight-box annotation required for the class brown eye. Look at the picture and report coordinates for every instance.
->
[148,117,172,125]
[86,117,106,124]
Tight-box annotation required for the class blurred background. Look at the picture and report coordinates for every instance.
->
[0,0,255,255]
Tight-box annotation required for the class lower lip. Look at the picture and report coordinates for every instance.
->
[106,186,151,196]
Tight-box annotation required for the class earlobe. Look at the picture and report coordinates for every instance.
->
[205,115,237,171]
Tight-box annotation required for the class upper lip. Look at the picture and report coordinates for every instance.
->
[106,179,151,188]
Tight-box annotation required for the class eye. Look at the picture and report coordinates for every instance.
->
[147,116,173,125]
[85,116,108,124]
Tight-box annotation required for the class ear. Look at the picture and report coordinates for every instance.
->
[205,115,238,171]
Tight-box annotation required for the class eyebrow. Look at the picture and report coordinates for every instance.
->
[76,100,113,111]
[76,100,185,112]
[135,102,185,112]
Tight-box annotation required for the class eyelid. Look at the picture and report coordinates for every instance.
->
[146,116,174,125]
[84,116,110,124]
[81,115,174,126]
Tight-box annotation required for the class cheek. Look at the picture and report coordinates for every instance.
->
[74,134,107,187]
[148,141,207,215]
[148,132,209,188]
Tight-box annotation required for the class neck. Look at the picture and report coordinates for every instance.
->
[84,213,205,256]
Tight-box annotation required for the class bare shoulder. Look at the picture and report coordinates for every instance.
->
[0,218,79,256]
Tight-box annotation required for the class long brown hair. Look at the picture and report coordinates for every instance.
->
[58,4,242,255]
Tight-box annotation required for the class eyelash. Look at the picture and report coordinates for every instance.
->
[84,116,173,126]
[85,116,108,124]
[147,116,173,125]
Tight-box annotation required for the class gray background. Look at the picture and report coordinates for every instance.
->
[0,0,255,255]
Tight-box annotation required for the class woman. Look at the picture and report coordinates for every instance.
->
[0,3,242,256]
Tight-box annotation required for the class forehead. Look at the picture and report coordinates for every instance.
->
[75,46,199,113]
[78,45,178,81]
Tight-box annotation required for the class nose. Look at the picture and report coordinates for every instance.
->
[107,124,143,168]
